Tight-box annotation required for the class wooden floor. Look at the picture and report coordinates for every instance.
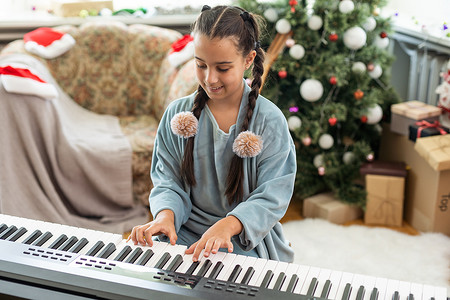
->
[281,197,420,236]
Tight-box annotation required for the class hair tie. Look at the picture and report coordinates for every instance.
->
[240,11,251,22]
[170,111,198,138]
[254,41,261,49]
[233,131,263,158]
[201,5,211,12]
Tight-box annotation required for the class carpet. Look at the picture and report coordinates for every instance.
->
[282,218,450,296]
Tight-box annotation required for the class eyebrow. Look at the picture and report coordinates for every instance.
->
[194,56,233,64]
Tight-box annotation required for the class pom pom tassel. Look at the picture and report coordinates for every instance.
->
[233,131,263,158]
[171,111,198,138]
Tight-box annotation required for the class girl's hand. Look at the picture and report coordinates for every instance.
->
[185,216,243,262]
[126,209,177,247]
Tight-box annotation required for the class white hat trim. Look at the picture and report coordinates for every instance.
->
[24,33,76,59]
[1,74,58,100]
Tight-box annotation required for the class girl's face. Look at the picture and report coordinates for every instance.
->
[193,34,256,104]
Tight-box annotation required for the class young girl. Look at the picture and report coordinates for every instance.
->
[128,5,296,264]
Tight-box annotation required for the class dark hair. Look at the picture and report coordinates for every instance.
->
[181,5,265,204]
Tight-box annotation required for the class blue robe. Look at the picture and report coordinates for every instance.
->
[150,81,295,262]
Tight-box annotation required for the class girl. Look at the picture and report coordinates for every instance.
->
[128,5,296,264]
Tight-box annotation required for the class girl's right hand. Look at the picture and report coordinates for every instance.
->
[126,209,177,247]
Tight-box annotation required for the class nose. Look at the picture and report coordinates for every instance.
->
[205,69,219,85]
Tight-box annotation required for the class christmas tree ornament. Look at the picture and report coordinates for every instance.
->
[368,64,383,79]
[328,116,338,126]
[363,17,377,31]
[436,60,450,127]
[289,0,298,12]
[275,18,292,34]
[307,15,323,31]
[380,31,388,38]
[374,36,389,49]
[373,6,380,16]
[286,38,296,48]
[300,79,324,102]
[329,76,337,85]
[343,151,355,164]
[288,116,302,131]
[278,70,288,79]
[263,8,278,23]
[366,153,375,161]
[367,63,375,71]
[360,115,368,123]
[353,89,364,100]
[352,62,366,74]
[302,136,312,146]
[23,27,76,59]
[318,166,326,176]
[289,106,299,113]
[366,104,383,124]
[339,0,355,14]
[329,33,338,42]
[99,8,113,16]
[318,133,334,149]
[313,154,324,168]
[289,44,305,60]
[343,26,367,50]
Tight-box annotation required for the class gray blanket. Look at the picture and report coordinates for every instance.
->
[0,54,148,234]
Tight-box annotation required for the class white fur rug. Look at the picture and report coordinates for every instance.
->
[282,219,450,296]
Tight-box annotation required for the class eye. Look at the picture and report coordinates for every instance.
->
[196,64,206,69]
[218,68,229,72]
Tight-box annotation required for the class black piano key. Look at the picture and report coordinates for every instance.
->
[69,238,89,253]
[22,230,42,245]
[185,261,200,275]
[97,242,116,259]
[392,291,400,300]
[154,252,172,269]
[7,227,27,242]
[124,247,143,264]
[32,231,53,247]
[113,245,132,262]
[320,279,332,298]
[407,293,414,300]
[196,259,212,277]
[227,265,242,283]
[135,249,154,266]
[370,288,379,300]
[49,234,68,249]
[342,283,352,300]
[85,241,105,257]
[260,270,274,288]
[0,225,18,240]
[240,267,255,285]
[0,224,8,234]
[273,272,286,291]
[208,261,224,279]
[59,236,78,251]
[286,274,299,293]
[307,277,318,296]
[356,285,366,300]
[167,254,183,272]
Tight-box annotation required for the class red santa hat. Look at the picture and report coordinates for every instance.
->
[24,27,76,59]
[168,34,194,68]
[0,65,58,99]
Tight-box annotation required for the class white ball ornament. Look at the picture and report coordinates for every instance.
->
[307,15,323,30]
[343,26,367,50]
[289,44,305,60]
[343,152,355,164]
[368,64,383,79]
[264,8,278,22]
[288,116,302,131]
[366,104,383,124]
[339,0,355,14]
[275,18,291,34]
[363,17,377,31]
[374,36,389,49]
[313,154,324,168]
[352,61,366,74]
[318,134,334,149]
[300,79,324,102]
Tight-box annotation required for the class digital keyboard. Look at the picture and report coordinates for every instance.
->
[0,214,448,300]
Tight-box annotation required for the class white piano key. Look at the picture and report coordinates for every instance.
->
[144,240,170,268]
[292,264,312,294]
[422,284,435,300]
[362,275,377,300]
[216,253,237,281]
[267,261,289,290]
[334,272,355,300]
[161,244,188,270]
[434,286,447,300]
[299,266,320,295]
[203,251,227,278]
[247,258,269,286]
[314,268,332,298]
[398,281,412,300]
[254,259,278,287]
[410,283,423,300]
[192,250,210,276]
[385,279,400,300]
[328,270,344,299]
[223,254,247,282]
[279,263,300,292]
[374,277,388,300]
[349,274,367,300]
[235,256,257,284]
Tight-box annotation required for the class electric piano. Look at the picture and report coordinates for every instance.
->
[0,214,448,300]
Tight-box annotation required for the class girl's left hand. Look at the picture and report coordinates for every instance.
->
[185,215,243,262]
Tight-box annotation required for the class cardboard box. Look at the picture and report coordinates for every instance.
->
[390,101,441,135]
[52,0,113,17]
[303,192,363,225]
[364,174,405,226]
[415,134,450,171]
[379,124,450,236]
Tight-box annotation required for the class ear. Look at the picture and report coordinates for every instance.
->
[244,50,257,70]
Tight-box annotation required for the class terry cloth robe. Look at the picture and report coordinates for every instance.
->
[150,81,296,263]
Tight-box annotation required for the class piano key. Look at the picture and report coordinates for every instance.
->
[370,287,379,300]
[135,249,154,266]
[422,284,435,300]
[192,251,211,277]
[291,264,312,294]
[113,245,132,262]
[260,270,274,288]
[306,277,319,296]
[85,241,105,256]
[22,229,43,245]
[69,237,89,253]
[393,291,400,300]
[321,280,333,298]
[361,275,377,300]
[267,261,289,290]
[286,274,299,293]
[222,254,246,282]
[279,263,300,292]
[299,266,320,295]
[334,272,355,300]
[0,223,7,234]
[0,225,18,239]
[349,274,367,300]
[215,253,238,281]
[434,286,447,300]
[398,281,412,300]
[208,261,224,279]
[314,268,332,298]
[356,285,366,300]
[124,247,143,264]
[407,294,414,300]
[255,260,278,287]
[374,277,388,300]
[342,283,353,300]
[97,242,116,259]
[32,231,53,246]
[241,266,255,285]
[327,270,344,299]
[272,272,287,291]
[227,264,242,283]
[144,241,170,268]
[204,251,227,278]
[410,283,423,300]
[185,261,200,275]
[7,227,27,242]
[166,254,184,272]
[154,252,171,269]
[235,256,257,284]
[196,259,212,277]
[247,258,269,286]
[385,279,400,300]
[59,236,79,251]
[49,234,69,249]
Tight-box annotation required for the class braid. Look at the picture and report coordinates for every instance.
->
[181,85,208,186]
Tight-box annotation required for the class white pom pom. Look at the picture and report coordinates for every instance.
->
[300,79,323,102]
[307,15,323,30]
[289,44,305,60]
[368,64,383,79]
[170,111,198,138]
[366,104,383,124]
[232,131,263,158]
[318,134,334,149]
[343,26,367,50]
[275,18,291,34]
[264,8,278,22]
[339,0,355,14]
[288,116,302,131]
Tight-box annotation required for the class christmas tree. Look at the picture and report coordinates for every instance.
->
[237,0,400,208]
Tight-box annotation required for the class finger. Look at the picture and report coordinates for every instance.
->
[203,239,215,257]
[127,227,137,244]
[185,242,197,254]
[227,241,234,253]
[192,242,205,262]
[168,232,178,245]
[211,239,222,254]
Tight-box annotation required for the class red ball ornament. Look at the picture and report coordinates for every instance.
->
[329,33,338,42]
[380,31,388,38]
[302,136,312,146]
[328,117,337,126]
[354,89,364,100]
[289,0,298,12]
[278,70,287,79]
[318,166,326,176]
[367,63,375,72]
[329,76,337,85]
[360,115,368,123]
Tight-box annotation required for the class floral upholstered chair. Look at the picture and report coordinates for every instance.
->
[1,21,198,205]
